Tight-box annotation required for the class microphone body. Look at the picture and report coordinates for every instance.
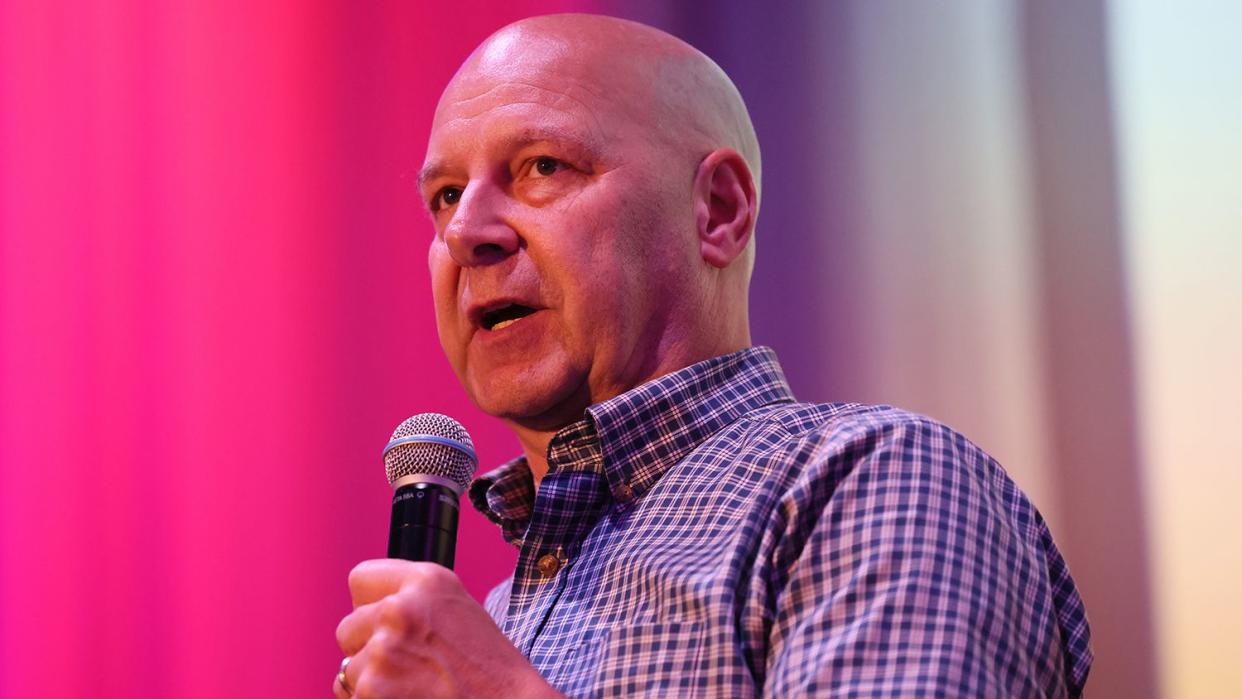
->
[382,413,478,571]
[388,481,459,567]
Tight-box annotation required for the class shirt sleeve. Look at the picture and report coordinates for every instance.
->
[761,415,1085,698]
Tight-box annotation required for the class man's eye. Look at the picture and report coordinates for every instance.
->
[532,157,560,177]
[433,186,462,210]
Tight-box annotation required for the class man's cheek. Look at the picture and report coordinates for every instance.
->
[427,236,448,272]
[427,261,457,330]
[431,303,465,373]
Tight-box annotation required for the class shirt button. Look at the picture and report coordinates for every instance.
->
[537,553,562,578]
[614,483,634,503]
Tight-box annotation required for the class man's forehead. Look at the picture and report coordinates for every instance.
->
[424,51,642,183]
[432,81,605,134]
[420,86,610,193]
[420,15,759,187]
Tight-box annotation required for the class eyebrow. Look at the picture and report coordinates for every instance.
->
[417,125,603,194]
[416,162,454,195]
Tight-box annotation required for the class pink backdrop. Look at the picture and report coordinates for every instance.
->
[0,2,590,696]
[3,1,1187,697]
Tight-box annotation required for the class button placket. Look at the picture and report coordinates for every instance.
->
[614,483,635,503]
[536,547,568,578]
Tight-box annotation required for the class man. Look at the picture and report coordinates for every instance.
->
[335,14,1091,698]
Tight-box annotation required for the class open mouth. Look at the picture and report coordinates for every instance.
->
[480,304,537,331]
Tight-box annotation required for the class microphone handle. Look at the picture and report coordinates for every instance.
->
[388,481,459,568]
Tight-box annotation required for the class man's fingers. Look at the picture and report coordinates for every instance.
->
[337,560,472,695]
[332,645,368,699]
[332,666,350,699]
[341,561,462,654]
[348,558,459,607]
[349,559,408,607]
[336,602,377,657]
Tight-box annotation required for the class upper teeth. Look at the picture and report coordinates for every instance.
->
[491,318,521,331]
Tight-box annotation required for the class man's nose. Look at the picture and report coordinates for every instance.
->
[443,182,520,267]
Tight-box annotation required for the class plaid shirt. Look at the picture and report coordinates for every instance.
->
[469,347,1092,697]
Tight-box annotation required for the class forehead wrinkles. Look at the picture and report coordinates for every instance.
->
[434,81,610,146]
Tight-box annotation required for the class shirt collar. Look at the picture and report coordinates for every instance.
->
[585,345,795,504]
[469,346,795,544]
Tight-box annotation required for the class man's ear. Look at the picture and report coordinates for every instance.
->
[692,148,756,269]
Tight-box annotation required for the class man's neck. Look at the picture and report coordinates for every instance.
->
[500,341,756,490]
[508,423,554,488]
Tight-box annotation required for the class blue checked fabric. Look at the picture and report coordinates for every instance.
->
[469,347,1092,697]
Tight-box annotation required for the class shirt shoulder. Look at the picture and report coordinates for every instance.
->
[732,401,1091,696]
[738,400,1057,606]
[739,401,1021,509]
[726,401,988,491]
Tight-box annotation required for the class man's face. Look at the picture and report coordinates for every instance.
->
[420,37,699,429]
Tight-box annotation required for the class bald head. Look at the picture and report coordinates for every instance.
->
[423,14,761,437]
[442,14,761,206]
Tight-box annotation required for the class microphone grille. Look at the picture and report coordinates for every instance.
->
[383,413,477,495]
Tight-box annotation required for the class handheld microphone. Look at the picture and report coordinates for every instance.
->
[383,413,477,569]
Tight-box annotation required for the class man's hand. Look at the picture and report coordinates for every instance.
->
[334,559,560,699]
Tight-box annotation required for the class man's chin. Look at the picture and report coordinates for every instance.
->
[466,370,590,432]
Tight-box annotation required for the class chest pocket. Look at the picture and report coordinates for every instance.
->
[581,620,705,698]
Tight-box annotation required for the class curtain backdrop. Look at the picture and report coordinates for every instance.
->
[4,1,1238,697]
